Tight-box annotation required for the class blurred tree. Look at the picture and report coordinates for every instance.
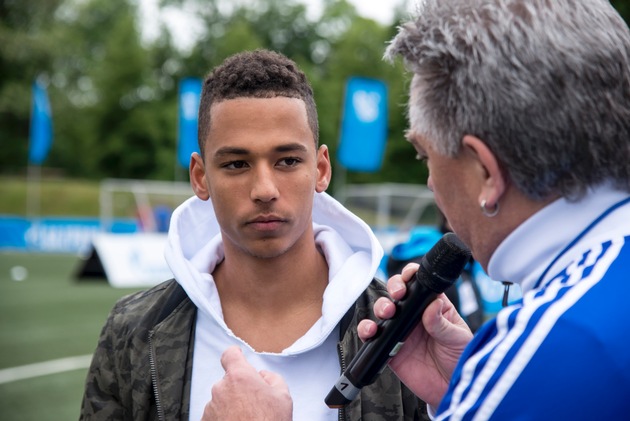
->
[0,0,64,173]
[612,0,630,23]
[179,0,322,76]
[1,0,627,184]
[52,0,180,179]
[319,1,425,188]
[1,0,181,180]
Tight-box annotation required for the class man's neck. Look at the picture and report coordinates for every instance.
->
[212,243,329,352]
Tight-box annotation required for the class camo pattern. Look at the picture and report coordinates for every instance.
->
[79,279,428,420]
[341,280,429,421]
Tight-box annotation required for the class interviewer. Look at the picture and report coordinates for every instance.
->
[358,0,630,419]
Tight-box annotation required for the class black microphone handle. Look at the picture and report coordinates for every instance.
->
[325,232,471,408]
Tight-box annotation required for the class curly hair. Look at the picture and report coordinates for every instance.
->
[197,49,319,157]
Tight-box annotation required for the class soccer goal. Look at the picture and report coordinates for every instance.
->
[99,178,194,233]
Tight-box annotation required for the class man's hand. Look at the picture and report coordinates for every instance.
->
[202,346,293,421]
[358,263,473,408]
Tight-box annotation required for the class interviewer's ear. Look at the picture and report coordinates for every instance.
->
[190,152,210,201]
[462,135,506,207]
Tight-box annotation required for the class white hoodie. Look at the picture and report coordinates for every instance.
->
[164,191,384,421]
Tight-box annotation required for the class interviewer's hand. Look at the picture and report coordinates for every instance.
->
[202,346,293,421]
[358,263,474,409]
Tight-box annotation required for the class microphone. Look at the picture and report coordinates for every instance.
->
[325,232,471,408]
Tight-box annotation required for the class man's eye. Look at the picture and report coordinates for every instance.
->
[278,157,302,167]
[223,161,248,169]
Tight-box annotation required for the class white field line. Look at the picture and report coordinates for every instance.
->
[0,354,93,385]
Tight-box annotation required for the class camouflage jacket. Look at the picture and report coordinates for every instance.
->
[80,279,428,420]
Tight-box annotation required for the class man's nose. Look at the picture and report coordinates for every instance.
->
[250,166,279,202]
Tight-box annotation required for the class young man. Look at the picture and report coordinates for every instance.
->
[80,49,427,420]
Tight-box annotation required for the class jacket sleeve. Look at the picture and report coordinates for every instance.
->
[80,304,127,420]
[79,280,190,420]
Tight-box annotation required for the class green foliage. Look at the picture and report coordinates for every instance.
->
[0,0,64,173]
[322,13,423,185]
[2,0,180,180]
[612,0,630,23]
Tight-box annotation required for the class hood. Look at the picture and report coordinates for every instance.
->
[164,191,384,354]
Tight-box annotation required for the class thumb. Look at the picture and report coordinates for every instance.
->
[422,298,451,337]
[220,346,253,373]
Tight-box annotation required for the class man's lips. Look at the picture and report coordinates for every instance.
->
[246,215,287,231]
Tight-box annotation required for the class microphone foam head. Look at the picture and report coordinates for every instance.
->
[421,232,472,290]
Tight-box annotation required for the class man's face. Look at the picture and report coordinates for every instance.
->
[190,96,330,260]
[406,130,474,241]
[406,78,480,257]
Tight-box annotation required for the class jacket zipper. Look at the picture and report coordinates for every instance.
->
[337,342,347,421]
[148,330,166,421]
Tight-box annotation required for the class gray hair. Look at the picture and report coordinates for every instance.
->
[387,0,630,200]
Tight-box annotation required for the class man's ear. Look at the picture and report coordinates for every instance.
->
[189,152,210,201]
[462,135,506,207]
[315,145,332,193]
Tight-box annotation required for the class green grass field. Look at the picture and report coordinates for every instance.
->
[0,252,144,420]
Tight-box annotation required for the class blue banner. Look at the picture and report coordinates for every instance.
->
[29,80,53,165]
[178,78,202,168]
[0,216,138,253]
[337,77,388,172]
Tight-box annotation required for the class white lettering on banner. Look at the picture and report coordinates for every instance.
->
[25,222,100,253]
[182,92,199,120]
[352,90,381,123]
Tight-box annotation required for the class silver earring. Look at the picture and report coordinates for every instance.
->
[480,199,499,217]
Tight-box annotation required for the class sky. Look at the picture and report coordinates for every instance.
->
[138,0,414,51]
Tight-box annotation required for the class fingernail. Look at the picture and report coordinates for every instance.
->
[383,300,394,314]
[390,282,404,295]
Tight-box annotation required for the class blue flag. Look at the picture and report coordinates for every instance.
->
[178,77,202,168]
[29,80,53,165]
[337,77,388,172]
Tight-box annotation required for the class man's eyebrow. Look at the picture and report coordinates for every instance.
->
[275,143,309,153]
[214,147,249,157]
[214,143,309,157]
